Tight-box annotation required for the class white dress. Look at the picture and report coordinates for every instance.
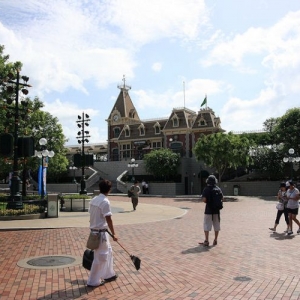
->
[87,193,116,286]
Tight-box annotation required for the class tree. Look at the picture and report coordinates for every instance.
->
[144,148,180,181]
[193,132,252,182]
[274,108,300,152]
[0,45,69,185]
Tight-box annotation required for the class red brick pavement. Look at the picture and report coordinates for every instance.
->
[1,195,300,300]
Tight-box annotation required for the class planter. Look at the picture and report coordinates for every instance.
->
[0,212,46,221]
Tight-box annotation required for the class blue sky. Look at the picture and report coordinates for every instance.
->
[1,0,300,145]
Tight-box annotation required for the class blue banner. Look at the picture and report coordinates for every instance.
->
[38,165,42,195]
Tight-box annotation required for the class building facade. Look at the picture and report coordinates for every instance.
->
[107,83,224,161]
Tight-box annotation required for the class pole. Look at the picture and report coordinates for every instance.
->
[8,70,22,208]
[80,112,87,194]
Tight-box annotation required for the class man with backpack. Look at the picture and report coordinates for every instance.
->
[199,175,224,247]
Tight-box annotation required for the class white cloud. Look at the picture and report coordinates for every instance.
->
[42,99,103,144]
[152,62,162,72]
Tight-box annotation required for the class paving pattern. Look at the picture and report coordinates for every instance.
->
[1,195,300,299]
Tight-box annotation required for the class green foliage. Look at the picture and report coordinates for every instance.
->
[0,45,68,183]
[274,108,300,152]
[193,132,252,182]
[144,148,180,181]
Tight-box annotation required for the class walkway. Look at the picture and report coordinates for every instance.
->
[1,195,300,300]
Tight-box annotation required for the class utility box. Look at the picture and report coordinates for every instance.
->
[47,194,59,218]
[233,185,240,196]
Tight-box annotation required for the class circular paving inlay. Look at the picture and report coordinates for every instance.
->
[17,255,82,270]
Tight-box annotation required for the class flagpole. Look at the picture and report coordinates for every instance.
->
[183,81,185,108]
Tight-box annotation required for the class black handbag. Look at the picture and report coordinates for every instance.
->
[82,249,94,270]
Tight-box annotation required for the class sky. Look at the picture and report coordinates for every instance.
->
[1,0,300,146]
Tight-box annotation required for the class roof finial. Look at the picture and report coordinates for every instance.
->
[117,74,131,91]
[122,74,126,88]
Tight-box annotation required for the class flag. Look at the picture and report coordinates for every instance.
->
[201,95,207,107]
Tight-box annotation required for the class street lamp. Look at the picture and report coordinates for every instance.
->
[35,138,55,199]
[128,158,138,182]
[76,112,91,194]
[1,70,31,209]
[69,164,77,184]
[283,148,300,180]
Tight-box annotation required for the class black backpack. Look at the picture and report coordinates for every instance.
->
[208,186,223,210]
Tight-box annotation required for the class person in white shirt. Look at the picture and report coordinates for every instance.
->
[286,181,300,235]
[87,179,118,287]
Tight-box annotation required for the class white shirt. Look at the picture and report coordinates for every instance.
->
[287,187,300,209]
[89,193,112,230]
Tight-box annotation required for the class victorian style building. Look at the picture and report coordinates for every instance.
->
[107,82,224,161]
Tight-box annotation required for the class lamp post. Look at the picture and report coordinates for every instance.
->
[283,148,300,180]
[128,158,138,182]
[76,112,91,194]
[1,70,31,209]
[69,164,77,183]
[35,138,55,199]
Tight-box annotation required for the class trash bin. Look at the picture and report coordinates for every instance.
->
[233,185,240,196]
[47,194,59,218]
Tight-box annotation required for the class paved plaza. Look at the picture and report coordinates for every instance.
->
[1,195,300,300]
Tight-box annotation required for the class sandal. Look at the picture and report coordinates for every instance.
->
[213,240,217,246]
[198,240,209,247]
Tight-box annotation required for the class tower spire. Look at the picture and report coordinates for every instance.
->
[118,75,131,91]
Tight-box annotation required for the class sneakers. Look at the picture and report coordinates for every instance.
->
[297,228,300,234]
[287,230,293,235]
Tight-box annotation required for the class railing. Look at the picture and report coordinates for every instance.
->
[116,170,129,194]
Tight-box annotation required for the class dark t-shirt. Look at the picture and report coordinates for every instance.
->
[202,185,223,215]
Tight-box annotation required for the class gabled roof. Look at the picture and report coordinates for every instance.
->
[117,119,168,141]
[108,86,140,120]
[192,107,224,132]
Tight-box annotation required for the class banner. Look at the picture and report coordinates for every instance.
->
[38,165,42,195]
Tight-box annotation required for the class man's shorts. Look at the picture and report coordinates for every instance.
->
[203,214,220,231]
[287,208,299,215]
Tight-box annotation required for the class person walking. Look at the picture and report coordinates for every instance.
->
[199,175,223,247]
[269,182,289,232]
[141,180,146,194]
[286,181,300,235]
[130,180,141,211]
[87,179,118,287]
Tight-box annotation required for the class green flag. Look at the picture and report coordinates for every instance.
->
[201,95,207,107]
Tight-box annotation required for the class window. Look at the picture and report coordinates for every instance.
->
[138,124,145,136]
[122,144,131,159]
[155,126,160,134]
[172,115,179,127]
[198,115,207,126]
[124,125,130,137]
[152,141,161,149]
[114,127,120,138]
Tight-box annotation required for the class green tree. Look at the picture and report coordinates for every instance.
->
[193,132,252,182]
[0,45,68,184]
[144,148,180,181]
[274,108,300,152]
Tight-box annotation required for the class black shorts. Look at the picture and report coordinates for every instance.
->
[287,208,299,215]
